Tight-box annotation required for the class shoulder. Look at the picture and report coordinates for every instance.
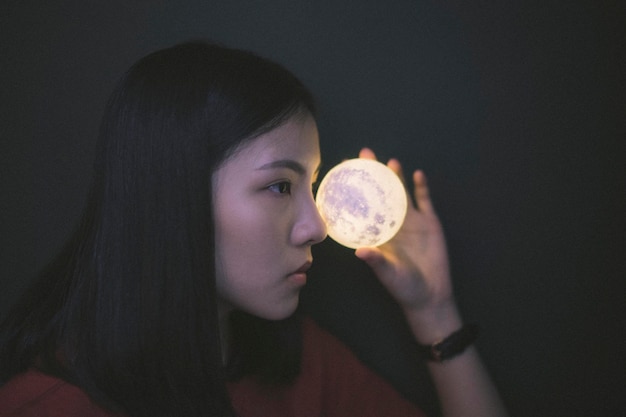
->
[0,370,116,417]
[299,316,374,381]
[299,316,427,417]
[300,316,353,357]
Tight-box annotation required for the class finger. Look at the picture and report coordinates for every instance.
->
[385,157,417,210]
[413,170,434,212]
[358,147,377,160]
[354,247,395,277]
[386,158,406,185]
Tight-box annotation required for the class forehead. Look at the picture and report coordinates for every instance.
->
[224,114,320,169]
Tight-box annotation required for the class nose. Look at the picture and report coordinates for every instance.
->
[293,195,327,246]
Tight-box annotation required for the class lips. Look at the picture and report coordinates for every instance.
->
[287,261,312,286]
[294,261,312,274]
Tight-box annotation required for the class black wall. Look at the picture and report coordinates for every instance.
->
[1,1,624,416]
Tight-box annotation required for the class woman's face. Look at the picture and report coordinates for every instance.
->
[212,113,327,320]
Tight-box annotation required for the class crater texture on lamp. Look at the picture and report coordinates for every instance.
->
[315,158,407,249]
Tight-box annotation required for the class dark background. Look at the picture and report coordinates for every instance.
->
[1,1,624,416]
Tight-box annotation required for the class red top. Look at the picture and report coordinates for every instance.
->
[0,318,425,417]
[0,372,115,417]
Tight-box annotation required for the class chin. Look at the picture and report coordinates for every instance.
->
[256,297,300,321]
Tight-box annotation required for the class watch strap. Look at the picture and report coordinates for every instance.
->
[417,323,480,362]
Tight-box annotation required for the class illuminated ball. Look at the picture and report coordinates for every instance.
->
[315,158,407,249]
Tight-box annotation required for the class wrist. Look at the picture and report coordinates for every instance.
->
[403,300,463,344]
[417,323,480,362]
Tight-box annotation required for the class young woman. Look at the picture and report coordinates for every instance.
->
[0,41,507,417]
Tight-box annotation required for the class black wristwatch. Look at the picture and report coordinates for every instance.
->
[417,323,480,362]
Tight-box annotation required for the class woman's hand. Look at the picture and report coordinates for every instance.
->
[355,149,509,417]
[354,148,459,340]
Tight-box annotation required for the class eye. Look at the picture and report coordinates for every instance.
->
[268,181,292,195]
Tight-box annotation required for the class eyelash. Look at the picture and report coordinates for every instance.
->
[267,179,319,196]
[268,181,292,195]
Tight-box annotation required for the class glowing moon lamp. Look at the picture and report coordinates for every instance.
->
[315,158,407,249]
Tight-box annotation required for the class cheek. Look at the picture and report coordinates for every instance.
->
[218,202,280,245]
[213,204,294,314]
[214,201,288,278]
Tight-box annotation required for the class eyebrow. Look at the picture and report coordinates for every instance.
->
[257,159,322,176]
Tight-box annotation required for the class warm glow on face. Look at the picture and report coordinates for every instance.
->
[315,158,407,249]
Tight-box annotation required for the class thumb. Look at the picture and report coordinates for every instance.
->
[355,247,394,278]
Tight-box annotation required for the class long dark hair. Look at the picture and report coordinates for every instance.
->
[0,41,316,416]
